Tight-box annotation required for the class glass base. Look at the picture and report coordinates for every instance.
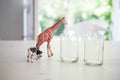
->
[84,60,103,66]
[60,57,79,63]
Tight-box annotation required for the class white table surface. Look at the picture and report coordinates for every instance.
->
[0,40,120,80]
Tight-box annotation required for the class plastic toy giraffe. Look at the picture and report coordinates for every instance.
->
[36,17,67,57]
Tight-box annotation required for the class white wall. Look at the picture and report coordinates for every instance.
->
[26,0,41,40]
[112,0,120,41]
[0,0,23,40]
[23,0,34,40]
[23,0,41,40]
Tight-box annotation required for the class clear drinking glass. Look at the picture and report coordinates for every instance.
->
[60,34,79,63]
[84,34,104,65]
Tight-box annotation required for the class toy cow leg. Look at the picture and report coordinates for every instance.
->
[31,53,38,62]
[27,48,36,63]
[30,53,34,63]
[27,50,33,63]
[27,51,30,62]
[27,51,32,62]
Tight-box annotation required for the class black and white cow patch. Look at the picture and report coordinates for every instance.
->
[27,47,42,63]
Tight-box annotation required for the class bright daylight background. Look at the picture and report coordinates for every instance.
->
[38,0,112,40]
[1,0,120,41]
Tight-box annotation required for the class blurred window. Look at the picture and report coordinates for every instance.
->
[38,0,112,39]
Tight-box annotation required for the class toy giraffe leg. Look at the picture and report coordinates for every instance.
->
[36,42,43,50]
[49,47,53,56]
[47,40,53,57]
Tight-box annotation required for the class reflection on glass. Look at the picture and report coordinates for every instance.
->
[84,34,104,65]
[60,34,79,63]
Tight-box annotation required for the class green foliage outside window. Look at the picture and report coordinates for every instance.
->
[38,0,112,40]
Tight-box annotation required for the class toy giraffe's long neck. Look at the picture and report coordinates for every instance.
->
[49,20,63,33]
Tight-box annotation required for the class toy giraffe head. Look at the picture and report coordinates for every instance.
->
[61,17,67,24]
[46,17,67,33]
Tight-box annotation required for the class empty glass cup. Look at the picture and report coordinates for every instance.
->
[60,34,79,63]
[84,33,104,65]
